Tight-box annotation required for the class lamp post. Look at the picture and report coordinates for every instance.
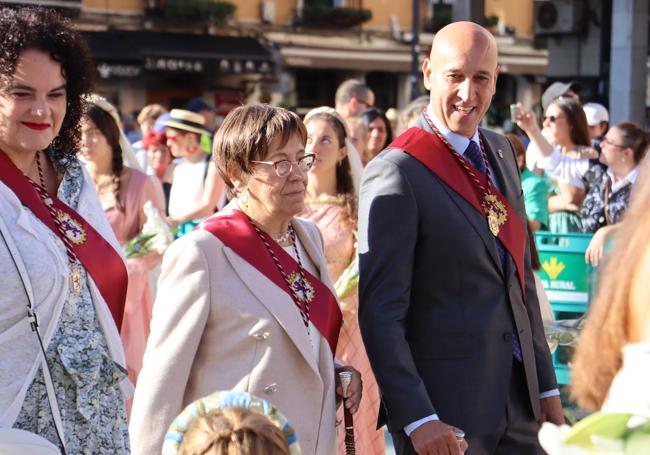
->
[410,0,420,101]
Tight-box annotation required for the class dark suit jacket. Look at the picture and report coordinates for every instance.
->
[357,115,557,437]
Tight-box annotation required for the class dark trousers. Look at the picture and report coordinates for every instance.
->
[392,360,543,455]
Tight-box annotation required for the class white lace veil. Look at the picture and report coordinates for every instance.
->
[84,94,142,171]
[303,106,363,195]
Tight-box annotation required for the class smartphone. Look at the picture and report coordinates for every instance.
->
[510,104,521,123]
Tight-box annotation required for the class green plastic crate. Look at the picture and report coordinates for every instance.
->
[535,232,595,385]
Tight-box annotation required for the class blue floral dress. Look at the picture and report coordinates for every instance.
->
[12,159,130,454]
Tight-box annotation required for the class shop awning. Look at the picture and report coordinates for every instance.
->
[269,31,548,76]
[83,30,274,79]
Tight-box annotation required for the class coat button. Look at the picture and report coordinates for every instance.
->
[252,331,270,340]
[503,332,512,341]
[263,383,278,394]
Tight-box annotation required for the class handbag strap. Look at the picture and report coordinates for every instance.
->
[0,213,67,453]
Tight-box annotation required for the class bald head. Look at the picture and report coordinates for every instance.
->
[431,22,497,65]
[422,22,499,137]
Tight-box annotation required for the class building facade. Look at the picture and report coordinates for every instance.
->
[2,0,551,127]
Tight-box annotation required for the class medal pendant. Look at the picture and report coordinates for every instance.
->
[70,263,82,295]
[482,193,507,237]
[487,211,500,237]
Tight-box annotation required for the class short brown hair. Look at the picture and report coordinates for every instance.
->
[137,103,167,126]
[335,79,371,111]
[213,104,307,192]
[613,121,648,164]
[179,408,290,455]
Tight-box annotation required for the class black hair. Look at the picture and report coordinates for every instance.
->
[0,7,95,172]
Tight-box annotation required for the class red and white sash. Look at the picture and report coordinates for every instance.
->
[389,127,527,298]
[198,210,343,354]
[0,150,128,327]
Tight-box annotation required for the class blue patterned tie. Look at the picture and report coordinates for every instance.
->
[463,141,523,362]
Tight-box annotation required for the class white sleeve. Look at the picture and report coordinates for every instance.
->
[537,146,590,189]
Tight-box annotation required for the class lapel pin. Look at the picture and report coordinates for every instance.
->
[497,149,504,159]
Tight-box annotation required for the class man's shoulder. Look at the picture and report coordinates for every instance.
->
[478,127,510,147]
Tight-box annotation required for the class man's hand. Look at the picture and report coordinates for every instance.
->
[335,366,362,414]
[410,420,467,455]
[539,395,564,426]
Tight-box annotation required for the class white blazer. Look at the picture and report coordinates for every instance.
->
[129,206,339,455]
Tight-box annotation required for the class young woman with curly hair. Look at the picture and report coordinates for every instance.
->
[0,7,131,452]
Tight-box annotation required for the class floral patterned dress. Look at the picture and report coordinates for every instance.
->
[580,160,634,234]
[302,195,386,455]
[12,160,130,454]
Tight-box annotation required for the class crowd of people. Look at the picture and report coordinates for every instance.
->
[1,6,649,455]
[508,85,647,266]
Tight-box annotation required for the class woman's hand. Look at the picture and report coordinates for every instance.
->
[165,216,180,228]
[335,366,362,414]
[586,224,617,266]
[515,103,539,134]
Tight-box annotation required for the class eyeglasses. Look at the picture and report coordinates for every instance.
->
[543,115,565,123]
[601,138,627,149]
[355,97,373,109]
[250,154,315,177]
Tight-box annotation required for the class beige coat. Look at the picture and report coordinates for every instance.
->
[129,207,338,455]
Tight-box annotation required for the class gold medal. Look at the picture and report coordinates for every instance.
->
[70,263,82,295]
[482,193,507,237]
[487,210,500,236]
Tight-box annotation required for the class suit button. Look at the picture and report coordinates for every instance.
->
[263,383,278,394]
[252,331,270,340]
[503,332,512,341]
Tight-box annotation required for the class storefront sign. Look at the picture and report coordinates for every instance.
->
[218,59,273,75]
[97,62,142,79]
[145,57,205,73]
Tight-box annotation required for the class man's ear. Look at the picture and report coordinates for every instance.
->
[492,65,500,95]
[349,97,360,113]
[422,58,432,91]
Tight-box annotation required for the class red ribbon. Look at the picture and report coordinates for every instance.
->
[0,150,128,327]
[198,210,342,355]
[389,127,527,298]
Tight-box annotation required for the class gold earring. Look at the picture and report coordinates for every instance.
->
[239,186,249,210]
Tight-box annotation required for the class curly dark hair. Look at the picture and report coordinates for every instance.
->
[0,7,95,173]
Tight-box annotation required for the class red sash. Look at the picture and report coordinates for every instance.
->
[389,127,527,298]
[0,151,128,327]
[198,210,342,355]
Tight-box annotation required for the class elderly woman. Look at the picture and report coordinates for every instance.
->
[0,7,130,452]
[130,104,361,455]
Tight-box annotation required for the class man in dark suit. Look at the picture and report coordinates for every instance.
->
[358,22,564,454]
